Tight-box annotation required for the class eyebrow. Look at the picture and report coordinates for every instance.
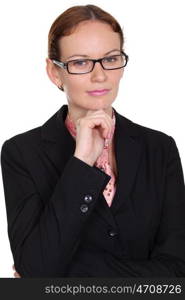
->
[66,49,121,60]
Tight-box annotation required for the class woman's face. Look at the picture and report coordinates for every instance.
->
[56,21,124,112]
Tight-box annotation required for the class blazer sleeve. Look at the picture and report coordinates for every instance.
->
[71,136,185,277]
[1,139,111,277]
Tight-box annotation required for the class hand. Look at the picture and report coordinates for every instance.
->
[12,264,21,278]
[74,109,114,166]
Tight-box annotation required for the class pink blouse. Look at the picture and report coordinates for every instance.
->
[65,109,116,207]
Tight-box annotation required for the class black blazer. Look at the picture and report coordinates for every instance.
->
[1,104,185,277]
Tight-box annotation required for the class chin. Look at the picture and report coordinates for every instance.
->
[85,103,110,111]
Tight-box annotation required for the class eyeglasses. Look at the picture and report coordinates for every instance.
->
[52,51,129,74]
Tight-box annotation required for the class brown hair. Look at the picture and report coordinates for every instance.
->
[48,4,124,61]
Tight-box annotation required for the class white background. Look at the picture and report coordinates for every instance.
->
[0,0,184,277]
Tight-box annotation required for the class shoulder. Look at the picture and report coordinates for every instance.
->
[136,118,175,151]
[1,126,42,158]
[1,108,59,153]
[117,111,176,154]
[133,120,171,142]
[125,117,181,167]
[117,109,172,141]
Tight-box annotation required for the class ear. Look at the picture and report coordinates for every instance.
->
[45,58,63,87]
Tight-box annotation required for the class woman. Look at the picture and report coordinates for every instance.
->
[1,4,185,278]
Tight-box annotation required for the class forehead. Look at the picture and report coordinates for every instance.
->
[59,21,121,58]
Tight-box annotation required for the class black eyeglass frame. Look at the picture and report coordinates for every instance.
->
[52,50,129,74]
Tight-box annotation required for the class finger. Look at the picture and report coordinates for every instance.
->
[12,264,15,270]
[77,113,113,139]
[88,118,110,139]
[87,116,112,138]
[86,111,114,128]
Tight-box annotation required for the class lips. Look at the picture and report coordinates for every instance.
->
[87,89,110,96]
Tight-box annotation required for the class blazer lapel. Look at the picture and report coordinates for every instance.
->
[110,108,143,214]
[93,108,143,225]
[41,105,76,179]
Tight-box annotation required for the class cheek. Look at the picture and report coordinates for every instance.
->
[64,80,84,98]
[65,77,88,93]
[111,71,123,86]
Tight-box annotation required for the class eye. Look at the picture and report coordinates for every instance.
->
[103,56,119,63]
[72,60,89,67]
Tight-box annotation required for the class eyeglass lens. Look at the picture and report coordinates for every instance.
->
[68,55,126,74]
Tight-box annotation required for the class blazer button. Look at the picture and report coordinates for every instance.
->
[108,230,118,237]
[80,204,88,213]
[84,195,93,203]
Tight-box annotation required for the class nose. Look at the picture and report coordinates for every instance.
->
[90,61,107,82]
